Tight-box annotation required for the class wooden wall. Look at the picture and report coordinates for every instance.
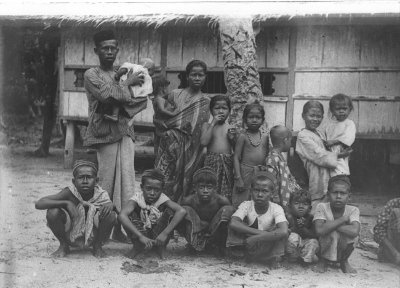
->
[59,24,400,139]
[293,25,400,138]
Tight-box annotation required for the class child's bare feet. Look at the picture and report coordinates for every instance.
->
[340,260,357,274]
[312,259,328,273]
[125,241,144,259]
[51,244,70,258]
[93,246,107,258]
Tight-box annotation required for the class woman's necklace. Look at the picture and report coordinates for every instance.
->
[246,130,262,147]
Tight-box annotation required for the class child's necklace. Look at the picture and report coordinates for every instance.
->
[246,130,262,147]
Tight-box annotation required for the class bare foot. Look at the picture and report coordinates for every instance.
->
[312,259,328,273]
[93,246,107,258]
[51,244,70,258]
[340,260,357,274]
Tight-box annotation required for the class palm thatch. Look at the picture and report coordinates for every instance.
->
[0,1,399,28]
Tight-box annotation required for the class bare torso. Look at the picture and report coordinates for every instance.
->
[240,132,269,166]
[207,123,232,154]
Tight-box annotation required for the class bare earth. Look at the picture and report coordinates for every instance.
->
[0,146,399,288]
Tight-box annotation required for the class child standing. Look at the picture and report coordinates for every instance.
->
[266,125,301,207]
[323,94,356,177]
[232,102,269,208]
[118,169,186,259]
[295,100,352,211]
[285,189,319,263]
[179,167,234,255]
[313,175,360,273]
[201,95,236,200]
[227,168,288,268]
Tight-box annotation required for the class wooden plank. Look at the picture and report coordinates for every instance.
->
[64,121,75,169]
[138,28,162,67]
[58,32,65,118]
[115,27,140,65]
[166,27,184,68]
[262,101,286,128]
[65,91,89,118]
[359,72,400,97]
[160,27,168,77]
[64,29,85,66]
[358,101,400,135]
[272,73,288,96]
[296,26,360,68]
[255,31,267,68]
[266,26,290,68]
[360,26,400,67]
[295,72,359,96]
[133,97,154,124]
[166,72,182,91]
[285,26,297,129]
[182,27,219,68]
[83,28,98,66]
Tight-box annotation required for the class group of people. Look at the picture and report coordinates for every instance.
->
[35,30,400,275]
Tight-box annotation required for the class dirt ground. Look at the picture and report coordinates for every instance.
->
[0,117,399,288]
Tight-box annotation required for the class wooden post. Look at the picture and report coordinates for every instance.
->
[285,26,297,130]
[64,120,75,168]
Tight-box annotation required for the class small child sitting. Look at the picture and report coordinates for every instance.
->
[227,167,288,268]
[104,58,155,122]
[35,160,116,258]
[285,189,319,264]
[118,168,186,259]
[179,167,234,255]
[313,175,360,273]
[201,95,236,200]
[266,125,301,207]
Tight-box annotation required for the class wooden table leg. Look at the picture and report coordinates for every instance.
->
[64,121,75,169]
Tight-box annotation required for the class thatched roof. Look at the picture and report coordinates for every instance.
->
[1,0,400,27]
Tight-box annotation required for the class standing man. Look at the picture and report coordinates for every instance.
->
[84,30,147,241]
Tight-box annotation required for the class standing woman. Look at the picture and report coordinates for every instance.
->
[155,60,210,202]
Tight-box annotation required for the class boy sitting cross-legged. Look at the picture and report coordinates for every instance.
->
[227,167,289,268]
[285,189,319,264]
[118,169,186,259]
[35,160,116,258]
[313,175,360,273]
[178,167,235,255]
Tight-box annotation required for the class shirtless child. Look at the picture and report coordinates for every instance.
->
[201,95,236,200]
[35,160,116,258]
[179,167,234,255]
[232,102,269,208]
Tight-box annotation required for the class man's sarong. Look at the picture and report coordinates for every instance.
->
[97,135,135,212]
[127,208,174,241]
[204,152,234,200]
[155,94,210,202]
[226,227,285,262]
[179,205,234,251]
[232,163,259,208]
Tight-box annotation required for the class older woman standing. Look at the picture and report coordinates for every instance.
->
[155,60,210,202]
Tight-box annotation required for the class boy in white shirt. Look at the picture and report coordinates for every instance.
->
[227,167,289,268]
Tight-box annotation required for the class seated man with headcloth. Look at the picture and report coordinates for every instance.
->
[35,160,116,258]
[178,167,234,255]
[374,197,400,266]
